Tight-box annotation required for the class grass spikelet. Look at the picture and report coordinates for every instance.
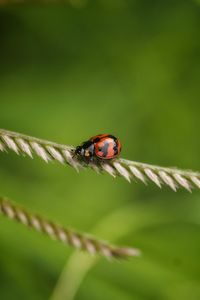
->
[0,197,140,260]
[1,129,200,192]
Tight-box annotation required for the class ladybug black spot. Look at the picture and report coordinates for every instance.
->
[93,137,100,143]
[101,143,109,157]
[113,143,118,155]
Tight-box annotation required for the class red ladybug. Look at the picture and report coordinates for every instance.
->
[75,134,121,162]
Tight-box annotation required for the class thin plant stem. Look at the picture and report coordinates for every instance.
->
[1,128,200,192]
[50,200,177,300]
[0,197,140,259]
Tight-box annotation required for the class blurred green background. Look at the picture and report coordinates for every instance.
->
[0,0,200,299]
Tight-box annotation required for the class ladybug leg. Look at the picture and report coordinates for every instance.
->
[83,157,90,164]
[93,156,103,166]
[89,156,94,163]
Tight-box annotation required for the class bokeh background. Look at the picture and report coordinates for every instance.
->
[0,0,200,299]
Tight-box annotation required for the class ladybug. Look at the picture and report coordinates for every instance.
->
[75,134,121,162]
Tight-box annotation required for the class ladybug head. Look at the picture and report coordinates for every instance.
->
[75,140,95,160]
[75,145,85,156]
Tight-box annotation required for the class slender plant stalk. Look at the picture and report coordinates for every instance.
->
[0,197,140,259]
[1,128,200,192]
[50,200,172,300]
[50,204,140,300]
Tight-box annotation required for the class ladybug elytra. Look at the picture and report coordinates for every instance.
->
[75,134,121,162]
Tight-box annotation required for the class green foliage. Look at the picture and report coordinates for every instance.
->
[0,1,200,299]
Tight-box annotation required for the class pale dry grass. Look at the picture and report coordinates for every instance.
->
[1,129,200,192]
[0,197,140,259]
